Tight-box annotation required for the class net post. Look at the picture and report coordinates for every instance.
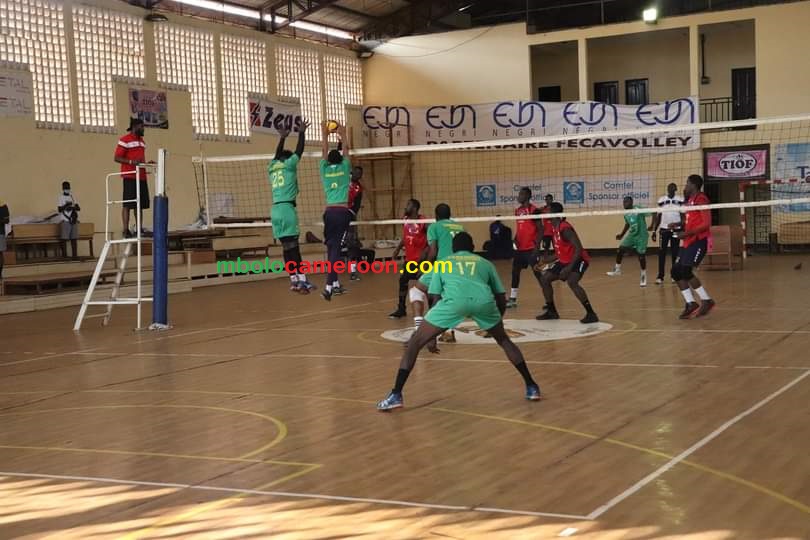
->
[151,148,170,330]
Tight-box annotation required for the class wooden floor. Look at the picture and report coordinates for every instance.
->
[1,254,808,539]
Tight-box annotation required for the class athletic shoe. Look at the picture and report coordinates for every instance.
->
[321,289,332,302]
[606,269,622,276]
[696,299,716,317]
[640,274,647,287]
[438,331,456,343]
[536,309,560,320]
[289,282,299,292]
[377,391,403,411]
[525,384,541,401]
[296,282,310,295]
[580,311,599,324]
[350,272,360,281]
[333,285,347,295]
[123,229,133,239]
[679,302,700,319]
[300,281,317,291]
[655,277,664,285]
[389,307,407,319]
[506,298,518,308]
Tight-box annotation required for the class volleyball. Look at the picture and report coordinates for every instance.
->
[326,120,339,132]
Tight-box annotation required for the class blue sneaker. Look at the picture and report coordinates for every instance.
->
[377,391,403,411]
[333,285,347,295]
[525,384,541,401]
[300,280,316,291]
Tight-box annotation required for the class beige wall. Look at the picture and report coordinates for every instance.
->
[699,21,755,100]
[530,43,579,101]
[0,0,360,242]
[363,1,810,248]
[587,29,691,103]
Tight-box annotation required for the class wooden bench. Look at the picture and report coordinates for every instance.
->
[211,232,274,258]
[1,270,115,295]
[8,223,95,261]
[703,225,744,270]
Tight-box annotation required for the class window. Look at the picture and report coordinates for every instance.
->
[0,0,71,127]
[594,81,619,105]
[625,78,649,106]
[221,34,266,140]
[73,6,144,131]
[155,23,218,137]
[276,44,321,141]
[323,53,362,129]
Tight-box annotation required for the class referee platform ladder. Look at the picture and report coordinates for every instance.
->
[74,162,157,331]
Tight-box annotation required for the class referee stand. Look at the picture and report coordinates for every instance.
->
[73,149,170,331]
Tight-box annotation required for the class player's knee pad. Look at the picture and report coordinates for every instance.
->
[408,287,427,305]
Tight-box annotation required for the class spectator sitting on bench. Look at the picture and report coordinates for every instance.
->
[0,198,9,280]
[57,181,81,259]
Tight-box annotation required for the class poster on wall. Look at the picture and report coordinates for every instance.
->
[704,145,769,180]
[248,96,303,136]
[363,98,699,149]
[474,176,652,210]
[0,68,34,118]
[772,142,810,213]
[129,88,169,129]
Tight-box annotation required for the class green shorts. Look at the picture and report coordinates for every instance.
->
[271,202,299,240]
[425,297,502,331]
[620,234,648,255]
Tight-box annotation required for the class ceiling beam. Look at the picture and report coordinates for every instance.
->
[360,0,469,42]
[263,0,343,31]
[328,3,379,20]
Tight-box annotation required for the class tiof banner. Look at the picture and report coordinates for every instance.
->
[129,88,169,129]
[475,176,652,210]
[362,98,699,149]
[704,145,769,180]
[0,68,34,118]
[249,97,303,136]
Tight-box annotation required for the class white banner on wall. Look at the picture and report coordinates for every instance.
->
[363,98,698,149]
[0,68,34,118]
[475,176,653,210]
[772,143,810,213]
[248,96,303,136]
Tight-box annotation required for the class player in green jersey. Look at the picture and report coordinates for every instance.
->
[606,196,651,287]
[320,122,353,301]
[408,203,464,345]
[377,232,542,411]
[269,118,314,293]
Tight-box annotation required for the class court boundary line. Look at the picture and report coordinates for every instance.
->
[0,471,589,521]
[585,369,810,519]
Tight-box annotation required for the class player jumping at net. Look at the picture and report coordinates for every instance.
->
[389,199,427,319]
[269,118,315,294]
[319,122,353,301]
[672,174,716,319]
[410,203,465,344]
[535,202,599,324]
[607,195,650,287]
[507,187,543,308]
[377,231,542,411]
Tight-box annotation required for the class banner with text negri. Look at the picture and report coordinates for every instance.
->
[361,98,699,150]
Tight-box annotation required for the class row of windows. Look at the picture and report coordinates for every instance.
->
[0,1,363,139]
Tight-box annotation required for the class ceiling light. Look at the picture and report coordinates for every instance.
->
[642,7,658,23]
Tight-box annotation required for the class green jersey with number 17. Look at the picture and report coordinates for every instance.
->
[427,218,465,260]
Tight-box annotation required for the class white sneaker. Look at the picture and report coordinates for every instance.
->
[655,278,664,285]
[606,270,622,276]
[670,278,676,283]
[640,275,647,287]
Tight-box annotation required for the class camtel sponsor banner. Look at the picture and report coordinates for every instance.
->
[362,98,698,149]
[704,145,769,180]
[475,177,650,210]
[248,96,303,136]
[474,182,547,209]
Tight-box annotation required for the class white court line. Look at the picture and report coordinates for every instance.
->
[586,369,810,520]
[612,328,810,335]
[559,527,579,537]
[0,471,588,521]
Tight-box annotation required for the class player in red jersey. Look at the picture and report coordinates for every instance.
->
[536,202,599,324]
[390,199,428,319]
[539,194,555,256]
[671,174,715,319]
[507,187,543,308]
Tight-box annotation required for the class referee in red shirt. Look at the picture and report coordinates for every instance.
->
[114,117,150,238]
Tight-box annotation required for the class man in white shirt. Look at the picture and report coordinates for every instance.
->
[649,182,684,284]
[57,180,81,259]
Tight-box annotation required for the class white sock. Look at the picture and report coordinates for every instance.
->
[695,286,711,300]
[333,280,340,288]
[681,289,695,303]
[510,288,519,300]
[289,276,296,284]
[614,264,622,271]
[414,316,423,327]
[350,262,357,273]
[641,270,647,277]
[297,273,306,282]
[326,284,333,293]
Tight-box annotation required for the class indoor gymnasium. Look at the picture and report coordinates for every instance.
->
[1,0,810,538]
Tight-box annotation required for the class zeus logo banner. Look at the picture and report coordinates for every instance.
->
[362,98,699,149]
[248,96,303,136]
